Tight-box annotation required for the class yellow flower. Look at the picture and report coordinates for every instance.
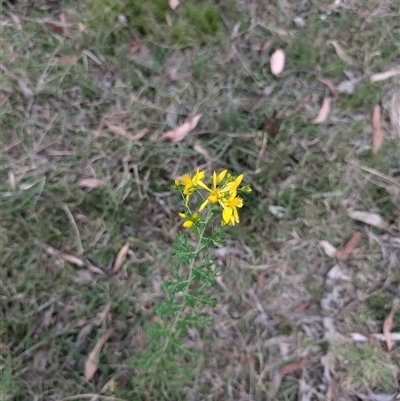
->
[198,170,242,211]
[179,212,201,228]
[181,168,206,204]
[221,189,243,226]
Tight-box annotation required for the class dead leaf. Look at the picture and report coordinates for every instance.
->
[318,78,339,98]
[131,128,149,141]
[319,241,337,257]
[336,232,362,259]
[105,122,128,137]
[293,302,311,313]
[169,0,180,10]
[387,90,400,136]
[112,242,130,274]
[57,55,78,66]
[84,327,113,381]
[270,49,285,76]
[165,12,172,26]
[41,243,108,278]
[372,105,383,154]
[383,308,394,352]
[251,96,268,111]
[17,79,34,99]
[313,97,331,123]
[33,305,54,339]
[370,69,400,83]
[220,49,235,64]
[157,114,202,143]
[59,13,68,35]
[348,211,388,230]
[279,359,312,375]
[78,179,105,188]
[44,21,65,35]
[281,96,311,117]
[329,40,353,65]
[261,40,273,55]
[256,272,268,288]
[193,142,209,157]
[216,348,257,364]
[263,110,282,138]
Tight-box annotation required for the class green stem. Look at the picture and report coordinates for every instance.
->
[162,210,213,352]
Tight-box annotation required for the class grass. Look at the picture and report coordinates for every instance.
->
[1,0,400,399]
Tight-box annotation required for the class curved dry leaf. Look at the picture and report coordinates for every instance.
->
[131,128,149,141]
[57,55,78,66]
[270,49,285,76]
[157,114,202,143]
[279,359,312,375]
[84,327,113,381]
[105,122,128,137]
[18,79,34,99]
[329,40,353,65]
[318,78,339,98]
[348,211,388,230]
[193,142,209,157]
[336,232,362,259]
[383,308,394,352]
[370,69,400,83]
[313,97,331,123]
[112,242,130,274]
[169,0,180,10]
[372,105,383,154]
[78,179,106,188]
[319,240,337,257]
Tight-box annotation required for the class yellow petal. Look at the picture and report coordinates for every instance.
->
[196,180,211,192]
[179,213,186,218]
[217,170,227,184]
[222,208,233,224]
[183,220,193,228]
[233,207,240,223]
[232,174,244,187]
[199,199,209,211]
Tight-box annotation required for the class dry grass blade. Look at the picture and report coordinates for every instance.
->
[370,69,400,83]
[84,327,114,381]
[329,40,353,64]
[279,359,312,375]
[313,97,331,123]
[372,105,383,154]
[112,242,130,274]
[383,308,394,352]
[270,49,285,76]
[318,78,339,98]
[78,179,106,188]
[157,113,202,142]
[336,232,362,259]
[348,211,388,230]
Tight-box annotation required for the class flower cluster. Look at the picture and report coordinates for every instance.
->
[173,168,251,228]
